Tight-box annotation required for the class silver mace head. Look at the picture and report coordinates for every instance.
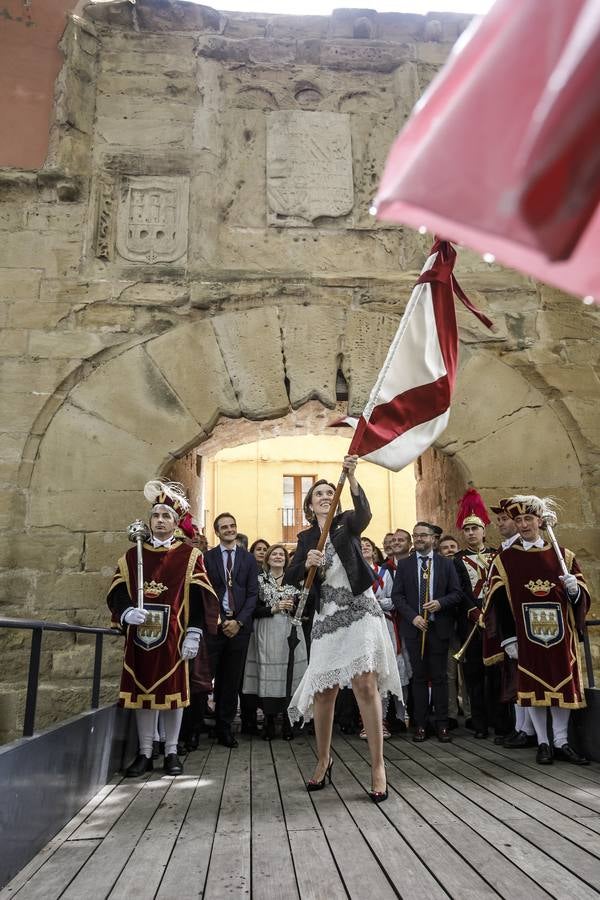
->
[542,512,558,529]
[128,519,151,543]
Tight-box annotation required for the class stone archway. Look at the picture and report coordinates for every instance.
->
[21,302,587,615]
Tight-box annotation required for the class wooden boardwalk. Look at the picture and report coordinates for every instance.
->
[3,729,600,899]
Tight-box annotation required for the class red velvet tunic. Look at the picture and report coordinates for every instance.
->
[487,542,589,709]
[108,542,218,710]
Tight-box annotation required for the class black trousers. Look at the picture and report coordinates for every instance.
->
[463,631,487,732]
[405,623,450,729]
[206,630,250,736]
[486,662,513,736]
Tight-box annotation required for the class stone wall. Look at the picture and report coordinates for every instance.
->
[1,1,599,739]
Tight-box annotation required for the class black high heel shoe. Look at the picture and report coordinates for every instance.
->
[306,758,334,792]
[369,767,388,803]
[368,784,388,803]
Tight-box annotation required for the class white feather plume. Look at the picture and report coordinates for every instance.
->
[143,479,190,517]
[509,494,559,521]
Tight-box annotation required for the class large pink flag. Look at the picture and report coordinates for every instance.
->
[347,240,492,471]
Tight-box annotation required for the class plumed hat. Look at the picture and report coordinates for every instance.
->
[490,498,510,515]
[503,495,558,522]
[143,480,190,522]
[456,487,490,530]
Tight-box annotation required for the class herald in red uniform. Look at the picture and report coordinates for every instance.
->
[108,541,218,709]
[488,543,589,709]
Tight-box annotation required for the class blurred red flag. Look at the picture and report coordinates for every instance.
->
[374,0,600,302]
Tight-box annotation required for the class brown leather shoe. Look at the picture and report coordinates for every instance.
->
[412,727,427,742]
[437,727,452,743]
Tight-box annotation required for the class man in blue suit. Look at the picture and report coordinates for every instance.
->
[204,513,258,747]
[392,521,462,743]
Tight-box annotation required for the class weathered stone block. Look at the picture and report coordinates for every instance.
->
[0,571,34,604]
[0,329,27,358]
[27,329,129,359]
[30,403,163,494]
[29,490,143,533]
[35,573,109,612]
[459,407,581,489]
[211,308,289,419]
[0,532,84,572]
[0,489,26,532]
[280,305,346,408]
[441,354,544,452]
[0,433,28,462]
[85,532,129,572]
[0,267,42,300]
[68,346,202,452]
[343,311,397,414]
[51,645,96,678]
[147,320,239,429]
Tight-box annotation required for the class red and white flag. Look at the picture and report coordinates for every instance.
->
[346,239,493,471]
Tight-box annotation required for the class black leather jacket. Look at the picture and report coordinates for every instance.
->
[284,484,373,612]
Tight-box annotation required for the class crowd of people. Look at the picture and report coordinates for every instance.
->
[107,470,591,792]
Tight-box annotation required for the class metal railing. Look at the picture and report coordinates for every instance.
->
[1,615,598,738]
[0,617,123,738]
[582,618,599,689]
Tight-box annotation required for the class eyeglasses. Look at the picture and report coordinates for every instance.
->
[412,532,433,538]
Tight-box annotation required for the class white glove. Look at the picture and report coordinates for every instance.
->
[181,627,202,660]
[560,573,579,597]
[504,641,518,660]
[122,607,148,626]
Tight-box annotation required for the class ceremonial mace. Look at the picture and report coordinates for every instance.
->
[542,511,570,577]
[420,562,431,658]
[127,520,151,609]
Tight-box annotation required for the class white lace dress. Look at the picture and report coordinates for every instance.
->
[288,540,402,724]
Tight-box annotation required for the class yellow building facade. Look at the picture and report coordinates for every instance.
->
[201,434,416,550]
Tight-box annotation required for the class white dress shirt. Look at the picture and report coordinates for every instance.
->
[220,543,236,613]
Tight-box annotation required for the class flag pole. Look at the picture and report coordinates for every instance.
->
[290,466,348,628]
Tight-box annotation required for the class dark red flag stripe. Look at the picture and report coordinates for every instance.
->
[349,374,451,456]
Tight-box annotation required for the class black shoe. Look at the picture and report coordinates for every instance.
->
[413,727,427,743]
[369,785,388,803]
[306,758,333,792]
[447,718,459,731]
[217,733,238,748]
[125,754,153,777]
[553,743,590,765]
[493,735,507,745]
[437,728,452,743]
[152,740,162,760]
[187,731,200,751]
[474,730,488,739]
[536,742,553,765]
[281,720,294,742]
[164,753,183,776]
[504,730,535,749]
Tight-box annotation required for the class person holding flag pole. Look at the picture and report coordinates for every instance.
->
[287,237,494,799]
[286,456,401,803]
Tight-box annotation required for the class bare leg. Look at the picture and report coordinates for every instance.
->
[352,672,385,792]
[311,686,339,781]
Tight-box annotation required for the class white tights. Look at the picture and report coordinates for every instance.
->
[514,704,535,735]
[136,708,183,758]
[527,706,570,747]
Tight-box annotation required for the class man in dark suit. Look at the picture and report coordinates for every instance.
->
[203,512,258,747]
[392,521,462,742]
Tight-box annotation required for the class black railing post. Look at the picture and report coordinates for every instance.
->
[583,629,595,689]
[91,633,103,709]
[23,628,43,737]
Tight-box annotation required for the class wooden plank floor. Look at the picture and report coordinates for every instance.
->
[3,728,600,899]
